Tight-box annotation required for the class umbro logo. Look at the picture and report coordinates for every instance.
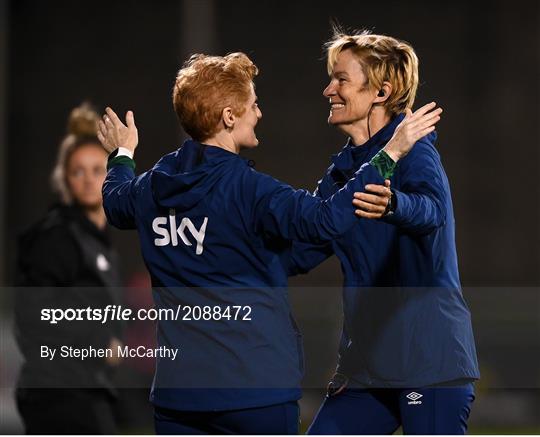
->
[406,392,423,401]
[406,392,423,405]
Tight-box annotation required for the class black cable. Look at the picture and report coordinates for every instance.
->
[367,105,373,140]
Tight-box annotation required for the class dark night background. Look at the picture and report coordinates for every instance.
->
[1,0,539,433]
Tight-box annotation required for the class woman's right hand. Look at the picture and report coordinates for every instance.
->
[97,107,139,154]
[383,102,443,162]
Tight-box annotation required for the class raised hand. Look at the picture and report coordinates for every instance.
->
[353,179,392,219]
[97,107,139,154]
[383,102,442,162]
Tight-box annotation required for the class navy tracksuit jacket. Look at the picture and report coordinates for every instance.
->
[102,140,389,411]
[288,114,480,388]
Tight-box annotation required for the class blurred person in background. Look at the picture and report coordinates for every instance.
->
[14,103,124,434]
[114,270,156,433]
[98,52,440,434]
[285,29,479,435]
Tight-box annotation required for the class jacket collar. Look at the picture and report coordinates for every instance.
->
[332,114,405,170]
[182,139,253,167]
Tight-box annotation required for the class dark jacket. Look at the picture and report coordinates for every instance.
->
[289,114,480,388]
[15,204,122,392]
[102,139,388,411]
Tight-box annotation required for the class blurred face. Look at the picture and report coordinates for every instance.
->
[66,143,107,209]
[231,83,262,149]
[323,49,375,127]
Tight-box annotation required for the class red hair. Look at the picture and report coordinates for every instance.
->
[172,52,258,141]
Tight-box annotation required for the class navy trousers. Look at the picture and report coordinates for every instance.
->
[308,384,475,435]
[154,400,299,435]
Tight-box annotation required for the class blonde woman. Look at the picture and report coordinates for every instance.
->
[285,29,479,435]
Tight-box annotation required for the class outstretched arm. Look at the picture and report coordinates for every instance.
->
[258,103,442,243]
[381,144,448,235]
[353,103,442,219]
[352,104,447,235]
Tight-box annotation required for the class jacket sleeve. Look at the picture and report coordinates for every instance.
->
[102,156,138,230]
[15,228,112,356]
[286,241,334,276]
[284,181,334,276]
[382,142,447,235]
[255,162,386,244]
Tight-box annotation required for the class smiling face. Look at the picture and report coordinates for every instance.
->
[65,143,108,209]
[323,48,377,128]
[231,83,263,149]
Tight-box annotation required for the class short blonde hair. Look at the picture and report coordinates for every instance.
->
[51,102,102,204]
[172,52,258,142]
[326,29,419,116]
